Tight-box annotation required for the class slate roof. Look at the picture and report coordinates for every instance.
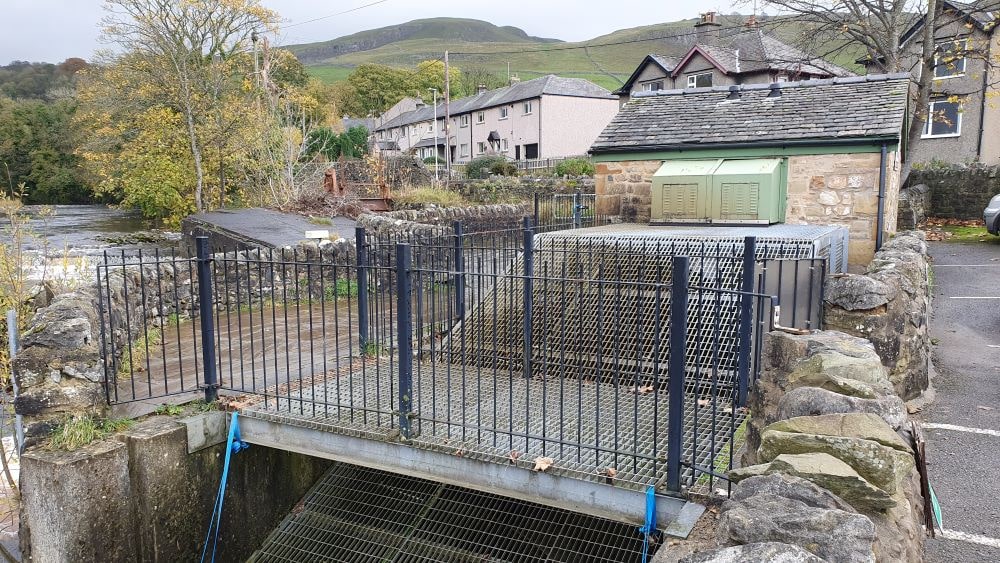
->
[681,29,855,78]
[613,54,679,95]
[590,74,909,153]
[375,75,615,132]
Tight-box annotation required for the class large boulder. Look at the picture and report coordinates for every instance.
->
[730,453,896,512]
[823,274,893,311]
[777,387,906,430]
[715,491,875,562]
[758,430,914,494]
[729,473,855,513]
[681,542,828,563]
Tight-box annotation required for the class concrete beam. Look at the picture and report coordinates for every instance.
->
[238,414,700,536]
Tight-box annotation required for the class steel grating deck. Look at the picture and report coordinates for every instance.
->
[248,461,660,563]
[240,361,745,492]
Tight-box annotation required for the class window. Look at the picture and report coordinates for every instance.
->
[640,81,664,92]
[460,143,469,157]
[686,72,713,88]
[934,39,968,79]
[477,112,485,123]
[501,139,509,151]
[427,123,433,133]
[523,101,533,114]
[776,74,788,83]
[460,115,470,127]
[923,99,962,138]
[499,107,509,119]
[477,141,487,154]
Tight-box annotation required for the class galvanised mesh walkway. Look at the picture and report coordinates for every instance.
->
[239,361,745,491]
[247,462,659,563]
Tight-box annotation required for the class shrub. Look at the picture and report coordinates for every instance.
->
[423,156,444,165]
[465,155,516,179]
[554,158,595,177]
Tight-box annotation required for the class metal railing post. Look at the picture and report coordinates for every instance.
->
[735,236,757,407]
[195,236,218,403]
[522,222,534,379]
[666,256,689,492]
[355,226,369,352]
[572,190,582,229]
[533,192,540,228]
[396,243,414,440]
[452,221,465,320]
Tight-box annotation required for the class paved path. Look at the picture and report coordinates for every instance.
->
[924,241,1000,561]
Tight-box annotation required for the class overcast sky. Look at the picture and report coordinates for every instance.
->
[2,0,745,64]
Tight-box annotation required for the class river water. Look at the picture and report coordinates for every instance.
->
[5,204,178,282]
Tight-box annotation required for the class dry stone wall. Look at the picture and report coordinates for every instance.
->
[685,330,925,562]
[909,162,1000,220]
[824,231,931,400]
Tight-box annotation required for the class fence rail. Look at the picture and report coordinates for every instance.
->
[97,218,825,493]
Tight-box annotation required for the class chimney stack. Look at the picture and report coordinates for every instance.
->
[694,11,722,43]
[477,84,488,95]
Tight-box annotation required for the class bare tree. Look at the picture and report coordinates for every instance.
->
[99,0,279,212]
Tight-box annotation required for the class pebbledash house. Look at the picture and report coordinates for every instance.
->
[589,74,910,267]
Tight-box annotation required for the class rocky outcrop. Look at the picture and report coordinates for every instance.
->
[824,231,931,400]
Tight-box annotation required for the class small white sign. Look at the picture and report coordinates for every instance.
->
[305,230,330,239]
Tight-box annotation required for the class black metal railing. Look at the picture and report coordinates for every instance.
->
[97,220,825,493]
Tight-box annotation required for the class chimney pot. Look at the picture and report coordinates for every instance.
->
[477,84,488,94]
[768,83,782,97]
[727,85,741,100]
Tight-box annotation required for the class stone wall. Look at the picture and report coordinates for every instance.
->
[824,231,931,401]
[20,414,331,562]
[357,203,529,235]
[444,176,595,204]
[897,184,930,230]
[683,330,924,562]
[909,162,1000,220]
[594,151,901,267]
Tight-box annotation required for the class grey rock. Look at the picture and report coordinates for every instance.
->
[681,542,828,563]
[764,414,911,452]
[731,473,855,513]
[824,274,894,311]
[716,491,875,562]
[777,386,906,430]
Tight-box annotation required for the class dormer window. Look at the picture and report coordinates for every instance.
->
[641,81,665,92]
[687,72,713,88]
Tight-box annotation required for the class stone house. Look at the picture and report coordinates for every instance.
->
[373,75,620,164]
[614,12,854,105]
[589,74,910,267]
[862,0,1000,165]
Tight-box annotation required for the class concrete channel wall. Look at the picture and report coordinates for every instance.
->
[20,413,331,562]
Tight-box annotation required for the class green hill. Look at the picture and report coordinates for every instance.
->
[289,15,865,92]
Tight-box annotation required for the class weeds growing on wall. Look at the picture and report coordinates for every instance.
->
[47,416,135,451]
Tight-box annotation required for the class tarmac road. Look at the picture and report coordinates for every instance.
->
[923,240,1000,562]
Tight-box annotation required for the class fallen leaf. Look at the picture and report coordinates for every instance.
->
[533,456,554,472]
[508,450,522,463]
[632,384,655,395]
[906,404,922,414]
[600,467,618,484]
[697,398,711,407]
[454,448,465,457]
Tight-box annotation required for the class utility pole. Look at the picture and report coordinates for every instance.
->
[444,50,451,184]
[429,87,439,183]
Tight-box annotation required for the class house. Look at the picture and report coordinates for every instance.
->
[862,0,1000,165]
[373,75,620,164]
[614,12,854,104]
[590,74,910,266]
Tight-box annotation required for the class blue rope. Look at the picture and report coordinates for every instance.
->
[200,412,249,563]
[637,486,657,563]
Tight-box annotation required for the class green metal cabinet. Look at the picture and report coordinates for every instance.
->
[650,159,722,222]
[651,158,786,224]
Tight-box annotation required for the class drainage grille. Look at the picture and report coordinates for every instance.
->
[249,462,659,563]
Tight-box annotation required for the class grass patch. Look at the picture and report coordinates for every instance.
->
[154,404,185,416]
[325,279,359,301]
[154,400,218,416]
[696,416,749,489]
[308,216,334,226]
[362,342,387,358]
[939,224,1000,244]
[117,327,163,379]
[48,416,135,451]
[391,187,467,208]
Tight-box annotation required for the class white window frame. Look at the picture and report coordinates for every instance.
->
[499,107,509,120]
[523,101,533,115]
[934,38,968,80]
[477,111,485,123]
[640,81,664,92]
[460,143,469,157]
[477,141,487,154]
[460,114,470,127]
[686,72,713,88]
[922,99,962,138]
[501,139,509,151]
[776,73,788,83]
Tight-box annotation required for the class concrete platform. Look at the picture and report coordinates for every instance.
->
[182,208,356,250]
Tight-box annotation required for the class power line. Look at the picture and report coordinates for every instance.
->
[280,0,392,30]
